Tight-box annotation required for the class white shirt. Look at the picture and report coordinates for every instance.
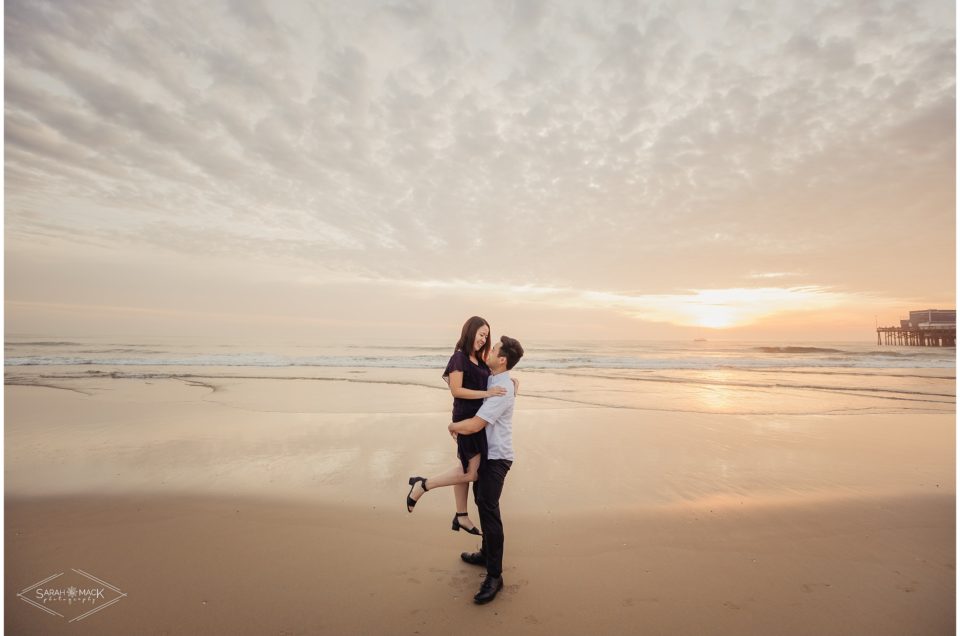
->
[475,371,515,461]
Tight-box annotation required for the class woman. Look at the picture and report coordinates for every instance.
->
[405,316,508,535]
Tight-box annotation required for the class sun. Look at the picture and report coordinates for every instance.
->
[691,305,739,329]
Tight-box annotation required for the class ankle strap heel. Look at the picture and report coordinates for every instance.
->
[452,512,482,536]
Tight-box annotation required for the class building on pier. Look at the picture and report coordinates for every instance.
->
[877,309,955,347]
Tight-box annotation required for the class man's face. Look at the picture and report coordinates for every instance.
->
[485,340,504,369]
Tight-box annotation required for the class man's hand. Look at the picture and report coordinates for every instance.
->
[450,416,487,435]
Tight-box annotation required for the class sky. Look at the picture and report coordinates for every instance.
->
[4,0,956,343]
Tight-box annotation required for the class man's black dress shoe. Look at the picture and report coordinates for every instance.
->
[473,575,503,604]
[460,551,486,566]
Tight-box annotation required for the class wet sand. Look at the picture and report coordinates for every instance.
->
[4,367,956,634]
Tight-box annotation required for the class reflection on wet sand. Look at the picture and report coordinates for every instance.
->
[4,366,955,511]
[692,370,738,413]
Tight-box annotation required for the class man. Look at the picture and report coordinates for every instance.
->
[448,335,524,605]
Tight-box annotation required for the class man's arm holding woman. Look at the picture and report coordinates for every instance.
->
[449,415,489,436]
[449,386,513,436]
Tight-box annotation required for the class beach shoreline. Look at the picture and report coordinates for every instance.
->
[4,366,955,634]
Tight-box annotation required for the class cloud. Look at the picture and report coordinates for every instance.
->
[5,0,954,320]
[344,275,895,329]
[747,272,801,280]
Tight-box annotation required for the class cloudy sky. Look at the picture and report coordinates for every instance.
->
[5,0,955,342]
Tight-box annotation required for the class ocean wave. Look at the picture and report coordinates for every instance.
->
[753,346,845,354]
[4,339,955,370]
[5,353,956,370]
[5,341,82,347]
[346,345,450,352]
[75,348,168,354]
[846,351,926,357]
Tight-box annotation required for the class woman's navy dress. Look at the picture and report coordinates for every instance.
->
[443,350,491,473]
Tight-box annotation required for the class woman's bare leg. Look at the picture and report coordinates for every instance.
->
[453,482,469,518]
[408,453,480,524]
[453,455,481,531]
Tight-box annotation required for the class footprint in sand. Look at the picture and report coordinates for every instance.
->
[449,574,471,587]
[623,597,659,606]
[522,615,540,625]
[801,583,832,594]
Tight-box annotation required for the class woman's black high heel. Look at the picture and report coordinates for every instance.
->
[406,476,428,512]
[452,512,481,535]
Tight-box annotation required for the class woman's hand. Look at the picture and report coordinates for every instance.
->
[511,377,520,396]
[486,386,507,397]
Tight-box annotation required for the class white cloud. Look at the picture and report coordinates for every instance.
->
[346,275,891,329]
[5,0,954,322]
[748,272,801,279]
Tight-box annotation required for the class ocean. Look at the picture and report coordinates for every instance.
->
[4,337,956,371]
[5,336,954,416]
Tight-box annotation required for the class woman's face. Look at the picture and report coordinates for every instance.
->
[474,325,490,354]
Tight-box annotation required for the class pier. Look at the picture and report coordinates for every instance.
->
[877,309,955,347]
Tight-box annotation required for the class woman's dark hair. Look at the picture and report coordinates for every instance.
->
[455,316,491,361]
[498,336,524,370]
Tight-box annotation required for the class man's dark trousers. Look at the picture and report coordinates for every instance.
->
[473,458,512,578]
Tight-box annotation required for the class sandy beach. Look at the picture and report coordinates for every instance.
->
[5,365,956,635]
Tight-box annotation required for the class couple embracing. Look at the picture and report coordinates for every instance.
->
[405,316,524,605]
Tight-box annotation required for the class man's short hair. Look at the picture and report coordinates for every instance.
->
[498,336,524,370]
